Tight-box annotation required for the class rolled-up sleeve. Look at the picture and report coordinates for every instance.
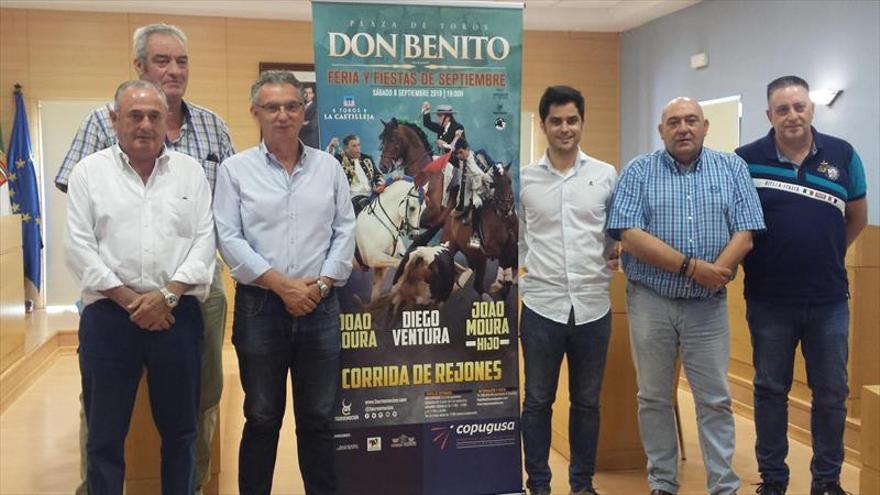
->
[606,159,646,241]
[64,163,123,292]
[213,160,272,284]
[729,156,766,233]
[321,164,356,284]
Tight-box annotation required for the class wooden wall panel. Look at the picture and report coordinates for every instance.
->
[225,18,314,150]
[26,10,130,100]
[522,31,619,167]
[0,215,26,374]
[0,9,29,144]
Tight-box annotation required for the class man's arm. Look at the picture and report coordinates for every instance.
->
[55,106,114,193]
[621,228,732,290]
[169,164,217,299]
[845,198,868,248]
[320,164,357,285]
[64,161,126,298]
[713,231,754,271]
[422,111,443,134]
[213,159,318,316]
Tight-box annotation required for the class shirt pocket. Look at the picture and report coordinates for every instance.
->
[163,196,196,239]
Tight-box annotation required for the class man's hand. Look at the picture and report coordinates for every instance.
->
[421,101,431,114]
[690,260,732,292]
[275,277,320,316]
[375,183,386,194]
[606,245,620,271]
[101,285,140,312]
[128,291,175,331]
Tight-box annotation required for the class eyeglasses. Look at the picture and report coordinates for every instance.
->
[256,101,304,114]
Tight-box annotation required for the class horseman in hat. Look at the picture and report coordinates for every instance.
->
[421,101,466,155]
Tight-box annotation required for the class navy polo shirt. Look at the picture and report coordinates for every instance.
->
[735,127,867,304]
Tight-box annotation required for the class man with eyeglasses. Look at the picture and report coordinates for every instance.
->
[213,70,356,494]
[54,23,234,495]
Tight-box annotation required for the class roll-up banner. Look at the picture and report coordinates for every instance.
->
[312,1,524,493]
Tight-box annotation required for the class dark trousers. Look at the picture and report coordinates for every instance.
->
[78,297,202,495]
[747,299,850,487]
[520,304,612,492]
[233,284,341,495]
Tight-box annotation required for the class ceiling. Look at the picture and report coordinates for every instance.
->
[0,0,700,32]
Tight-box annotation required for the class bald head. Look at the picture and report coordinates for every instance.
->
[660,97,704,123]
[658,96,709,166]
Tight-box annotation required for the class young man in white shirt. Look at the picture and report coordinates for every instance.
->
[65,80,215,493]
[519,85,618,495]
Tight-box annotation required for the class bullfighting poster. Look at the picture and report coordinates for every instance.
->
[312,1,523,493]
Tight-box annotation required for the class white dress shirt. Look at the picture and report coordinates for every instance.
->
[519,149,618,325]
[65,145,216,306]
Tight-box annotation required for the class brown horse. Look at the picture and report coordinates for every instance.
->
[378,118,453,230]
[441,163,518,298]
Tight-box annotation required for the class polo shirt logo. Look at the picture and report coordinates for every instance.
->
[817,160,840,181]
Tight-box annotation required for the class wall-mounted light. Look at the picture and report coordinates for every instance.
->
[810,88,842,106]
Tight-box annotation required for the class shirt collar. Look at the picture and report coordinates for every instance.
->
[114,143,170,171]
[537,148,589,176]
[178,100,194,133]
[661,147,705,172]
[260,139,308,170]
[765,126,821,163]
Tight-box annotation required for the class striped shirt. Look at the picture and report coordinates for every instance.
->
[54,100,234,192]
[607,147,765,299]
[736,128,867,303]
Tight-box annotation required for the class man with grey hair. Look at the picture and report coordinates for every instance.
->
[65,80,215,493]
[54,23,234,494]
[213,70,355,494]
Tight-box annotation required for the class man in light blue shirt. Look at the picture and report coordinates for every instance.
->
[213,70,355,494]
[607,97,764,495]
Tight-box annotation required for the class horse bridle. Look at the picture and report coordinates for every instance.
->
[380,127,433,173]
[369,184,424,256]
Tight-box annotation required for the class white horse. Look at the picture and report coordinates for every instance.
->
[354,179,424,302]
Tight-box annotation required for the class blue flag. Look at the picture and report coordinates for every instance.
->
[8,86,42,290]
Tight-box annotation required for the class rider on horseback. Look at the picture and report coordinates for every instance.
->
[450,138,491,248]
[333,134,385,216]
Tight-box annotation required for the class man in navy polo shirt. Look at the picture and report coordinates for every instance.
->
[736,75,868,495]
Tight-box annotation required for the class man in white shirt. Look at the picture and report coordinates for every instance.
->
[65,80,215,494]
[519,86,618,495]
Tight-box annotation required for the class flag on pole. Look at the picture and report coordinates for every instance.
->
[0,123,7,186]
[0,122,10,215]
[8,84,43,291]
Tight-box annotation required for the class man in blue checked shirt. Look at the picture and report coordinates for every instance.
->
[736,76,867,495]
[608,97,765,495]
[55,23,234,495]
[213,70,355,495]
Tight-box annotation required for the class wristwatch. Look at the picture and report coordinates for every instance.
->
[159,287,179,308]
[316,279,331,299]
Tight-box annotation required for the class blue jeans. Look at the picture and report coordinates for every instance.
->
[233,284,341,495]
[79,297,203,495]
[626,282,739,495]
[746,299,849,487]
[520,304,611,493]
